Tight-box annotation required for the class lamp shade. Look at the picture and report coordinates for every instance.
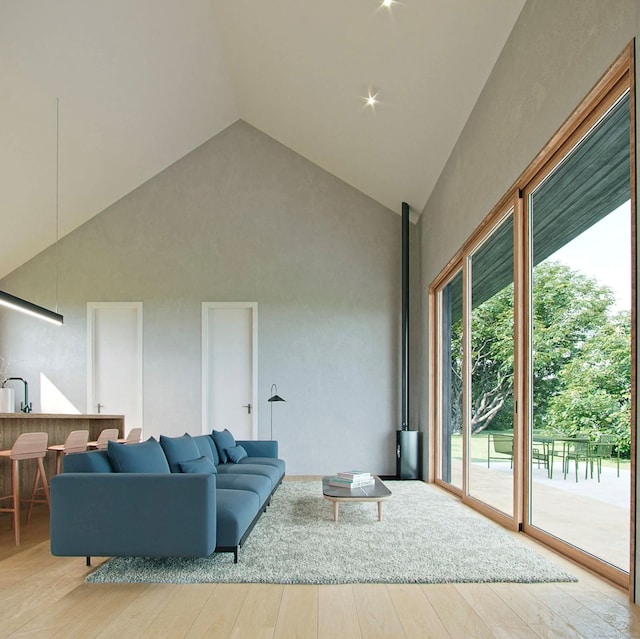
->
[268,394,286,403]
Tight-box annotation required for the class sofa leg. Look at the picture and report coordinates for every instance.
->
[234,547,239,563]
[86,556,91,567]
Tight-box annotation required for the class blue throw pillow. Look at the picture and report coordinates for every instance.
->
[63,450,114,473]
[159,433,201,473]
[179,456,217,474]
[107,437,170,473]
[192,434,220,466]
[211,429,236,463]
[225,445,248,463]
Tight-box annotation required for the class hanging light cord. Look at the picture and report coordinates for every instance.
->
[55,97,60,314]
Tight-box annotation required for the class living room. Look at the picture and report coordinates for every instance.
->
[1,0,639,636]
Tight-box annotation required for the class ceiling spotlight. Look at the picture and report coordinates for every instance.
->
[381,0,395,8]
[364,90,379,109]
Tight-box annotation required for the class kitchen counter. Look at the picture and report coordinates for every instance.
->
[0,413,125,508]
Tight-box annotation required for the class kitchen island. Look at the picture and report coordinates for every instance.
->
[0,413,124,504]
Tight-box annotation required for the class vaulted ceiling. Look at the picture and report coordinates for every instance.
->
[0,0,525,279]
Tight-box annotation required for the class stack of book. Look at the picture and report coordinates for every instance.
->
[328,470,375,488]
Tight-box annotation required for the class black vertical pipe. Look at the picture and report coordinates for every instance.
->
[401,201,409,430]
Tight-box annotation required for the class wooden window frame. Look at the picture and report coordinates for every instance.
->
[428,42,636,592]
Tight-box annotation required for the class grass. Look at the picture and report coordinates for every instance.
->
[446,431,629,470]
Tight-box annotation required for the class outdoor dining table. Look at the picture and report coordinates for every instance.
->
[532,435,591,480]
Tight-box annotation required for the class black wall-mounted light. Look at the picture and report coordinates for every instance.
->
[267,383,286,440]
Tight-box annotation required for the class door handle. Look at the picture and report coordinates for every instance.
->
[97,403,104,414]
[242,404,252,414]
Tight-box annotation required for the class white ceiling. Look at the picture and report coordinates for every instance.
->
[0,0,525,280]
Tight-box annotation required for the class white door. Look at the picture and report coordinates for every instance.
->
[87,303,143,432]
[202,303,257,439]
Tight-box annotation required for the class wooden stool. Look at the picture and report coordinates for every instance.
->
[87,428,119,450]
[47,429,89,474]
[0,432,50,545]
[116,427,142,444]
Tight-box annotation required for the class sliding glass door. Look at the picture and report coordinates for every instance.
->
[437,270,464,491]
[430,47,634,583]
[468,212,515,517]
[526,92,631,571]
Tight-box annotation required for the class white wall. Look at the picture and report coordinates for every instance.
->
[0,120,410,476]
[418,0,637,596]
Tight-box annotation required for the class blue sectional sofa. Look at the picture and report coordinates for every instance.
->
[50,430,285,564]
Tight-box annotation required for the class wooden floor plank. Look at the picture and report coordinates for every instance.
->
[185,583,249,639]
[489,584,583,639]
[421,584,493,639]
[139,584,218,639]
[386,583,451,639]
[454,583,541,639]
[526,583,631,639]
[353,584,406,639]
[318,585,361,639]
[92,583,178,639]
[229,583,283,639]
[274,585,318,639]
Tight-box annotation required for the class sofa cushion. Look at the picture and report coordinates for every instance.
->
[237,457,286,475]
[63,449,114,473]
[192,434,220,466]
[226,445,248,463]
[179,456,217,474]
[107,438,170,474]
[215,489,260,548]
[215,473,271,507]
[216,462,281,490]
[211,429,236,463]
[160,434,201,473]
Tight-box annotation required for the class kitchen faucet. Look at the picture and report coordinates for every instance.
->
[1,377,32,413]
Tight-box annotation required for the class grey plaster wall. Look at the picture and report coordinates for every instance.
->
[418,0,637,589]
[0,120,409,476]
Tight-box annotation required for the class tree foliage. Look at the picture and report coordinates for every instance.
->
[448,261,630,456]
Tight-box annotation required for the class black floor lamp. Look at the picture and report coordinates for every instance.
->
[267,384,286,440]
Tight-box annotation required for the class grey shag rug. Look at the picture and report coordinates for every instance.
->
[86,480,577,585]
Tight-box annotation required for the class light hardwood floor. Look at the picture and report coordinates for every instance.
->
[1,501,639,638]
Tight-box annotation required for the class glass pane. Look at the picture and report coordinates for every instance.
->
[439,270,463,490]
[468,213,514,516]
[529,94,631,571]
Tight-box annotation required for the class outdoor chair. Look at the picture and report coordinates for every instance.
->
[590,434,620,482]
[487,432,513,468]
[563,439,591,482]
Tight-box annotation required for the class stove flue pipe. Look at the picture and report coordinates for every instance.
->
[401,201,409,431]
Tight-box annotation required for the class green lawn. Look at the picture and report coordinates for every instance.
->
[447,431,629,470]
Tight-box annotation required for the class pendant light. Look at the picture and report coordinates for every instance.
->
[0,98,64,326]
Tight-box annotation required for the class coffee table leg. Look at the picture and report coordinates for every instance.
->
[377,501,382,521]
[333,502,339,522]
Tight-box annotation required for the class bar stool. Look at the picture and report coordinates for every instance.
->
[117,427,142,444]
[87,428,119,449]
[0,432,50,545]
[47,429,89,474]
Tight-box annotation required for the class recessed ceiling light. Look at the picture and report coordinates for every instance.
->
[381,0,395,8]
[364,90,379,109]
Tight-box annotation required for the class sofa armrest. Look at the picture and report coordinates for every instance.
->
[236,440,279,458]
[50,473,217,558]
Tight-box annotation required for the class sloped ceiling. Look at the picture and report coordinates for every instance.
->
[0,0,525,280]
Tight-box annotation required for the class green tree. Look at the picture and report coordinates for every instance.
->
[450,260,629,450]
[530,262,615,431]
[546,311,631,455]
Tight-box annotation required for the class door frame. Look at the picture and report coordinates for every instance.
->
[201,302,258,438]
[86,301,144,422]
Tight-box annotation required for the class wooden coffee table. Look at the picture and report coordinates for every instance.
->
[322,476,392,521]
